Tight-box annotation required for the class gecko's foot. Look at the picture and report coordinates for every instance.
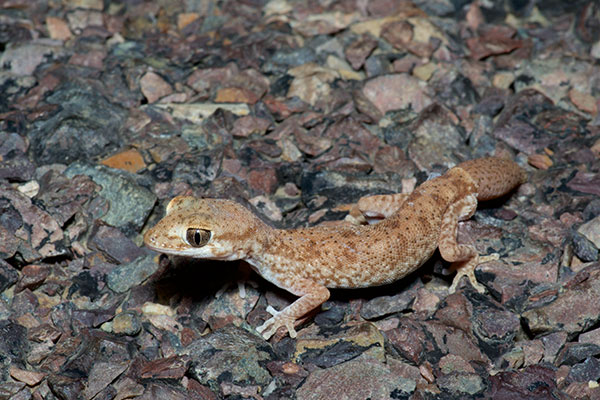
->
[479,253,500,263]
[256,305,297,340]
[448,254,498,294]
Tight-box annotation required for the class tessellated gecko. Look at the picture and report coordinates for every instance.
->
[144,157,526,339]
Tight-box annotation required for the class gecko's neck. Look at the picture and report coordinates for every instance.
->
[235,214,276,259]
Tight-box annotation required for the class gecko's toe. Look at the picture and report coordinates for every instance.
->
[256,319,275,339]
[449,275,486,294]
[256,310,297,339]
[449,256,488,294]
[265,305,279,316]
[479,253,500,263]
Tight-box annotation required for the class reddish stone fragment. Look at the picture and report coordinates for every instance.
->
[16,73,60,110]
[187,64,238,93]
[140,71,172,103]
[140,355,190,379]
[15,264,49,293]
[467,25,523,60]
[10,367,46,386]
[247,168,278,194]
[68,49,106,69]
[569,88,598,115]
[363,74,431,115]
[523,264,600,337]
[345,35,378,70]
[187,379,218,400]
[489,365,558,398]
[367,0,421,17]
[381,20,413,49]
[46,16,72,40]
[293,128,332,157]
[28,323,62,343]
[568,171,600,196]
[231,116,271,138]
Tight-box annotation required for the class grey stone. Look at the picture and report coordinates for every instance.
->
[414,0,455,16]
[436,73,481,107]
[64,162,156,235]
[572,231,599,262]
[436,373,485,396]
[35,171,100,227]
[469,294,522,360]
[583,199,600,222]
[88,222,146,264]
[0,382,26,399]
[297,355,415,400]
[360,289,416,320]
[569,357,600,382]
[0,259,18,292]
[106,255,159,293]
[407,104,469,171]
[556,343,600,366]
[268,47,316,70]
[47,374,85,400]
[0,132,35,181]
[0,185,66,259]
[82,361,129,400]
[183,325,274,391]
[28,81,127,165]
[578,215,600,249]
[0,320,29,363]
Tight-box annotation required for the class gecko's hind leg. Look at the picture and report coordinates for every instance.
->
[346,193,410,225]
[438,194,496,293]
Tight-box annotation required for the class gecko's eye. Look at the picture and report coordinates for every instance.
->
[186,228,211,247]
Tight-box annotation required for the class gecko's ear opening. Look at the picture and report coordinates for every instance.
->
[186,228,211,247]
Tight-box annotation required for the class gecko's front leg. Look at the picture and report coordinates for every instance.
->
[256,278,330,339]
[438,194,497,293]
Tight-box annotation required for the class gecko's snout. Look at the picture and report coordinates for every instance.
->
[143,227,159,250]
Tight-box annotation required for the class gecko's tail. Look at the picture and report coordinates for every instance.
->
[456,157,527,201]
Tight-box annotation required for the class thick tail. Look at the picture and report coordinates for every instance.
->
[456,157,526,201]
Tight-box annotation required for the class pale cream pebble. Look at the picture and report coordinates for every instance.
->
[144,157,526,339]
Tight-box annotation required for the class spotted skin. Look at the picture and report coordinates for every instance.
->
[144,157,526,339]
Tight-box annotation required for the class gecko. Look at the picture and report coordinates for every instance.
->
[143,156,526,339]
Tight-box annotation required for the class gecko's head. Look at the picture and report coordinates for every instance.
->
[143,196,265,259]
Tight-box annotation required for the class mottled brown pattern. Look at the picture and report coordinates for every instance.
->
[144,157,525,339]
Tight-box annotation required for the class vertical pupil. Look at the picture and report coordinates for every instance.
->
[187,228,209,246]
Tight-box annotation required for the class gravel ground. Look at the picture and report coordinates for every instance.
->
[1,0,600,399]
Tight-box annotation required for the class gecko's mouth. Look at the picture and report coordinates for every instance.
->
[142,238,169,254]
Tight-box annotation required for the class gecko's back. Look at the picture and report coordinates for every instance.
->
[252,157,525,290]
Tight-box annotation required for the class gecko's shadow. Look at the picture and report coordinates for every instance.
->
[151,255,249,302]
[148,244,478,337]
[149,251,447,321]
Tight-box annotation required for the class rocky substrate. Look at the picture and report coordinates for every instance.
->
[1,0,600,399]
